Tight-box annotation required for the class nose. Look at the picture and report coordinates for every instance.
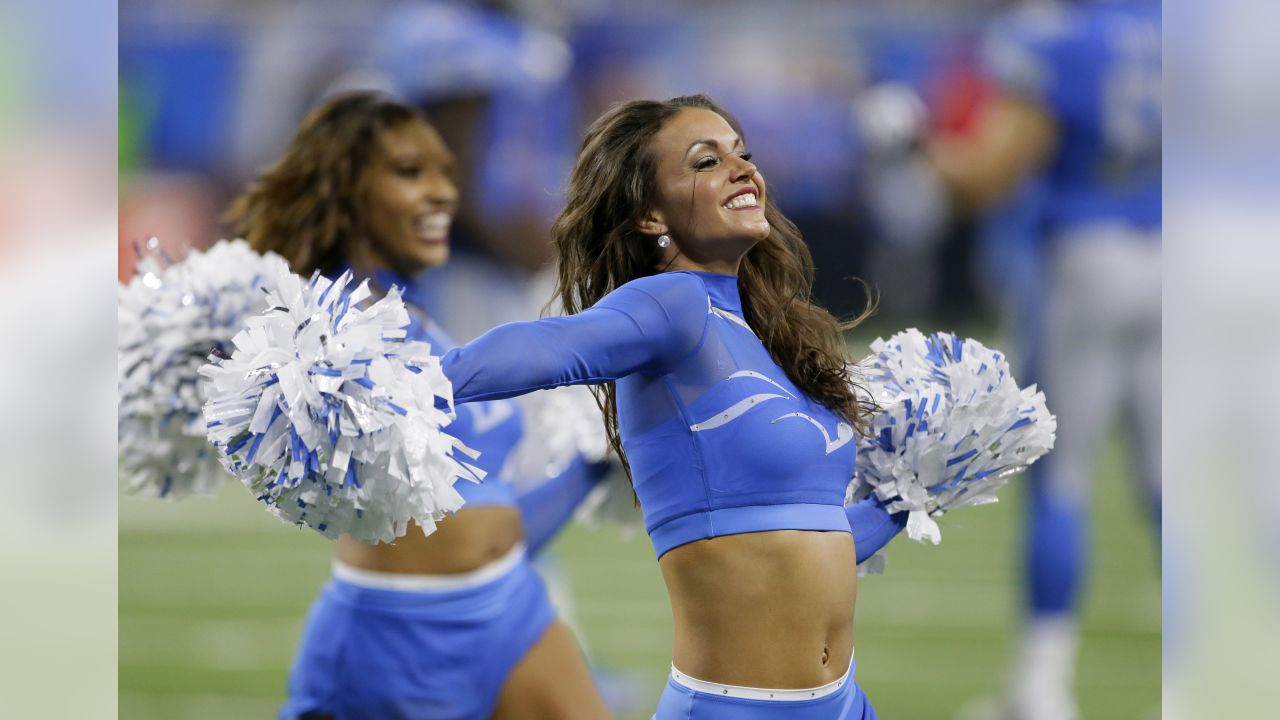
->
[730,155,757,184]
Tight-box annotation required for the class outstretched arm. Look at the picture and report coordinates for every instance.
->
[441,273,708,403]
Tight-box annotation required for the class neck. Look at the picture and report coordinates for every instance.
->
[349,244,426,282]
[663,254,742,276]
[658,234,762,276]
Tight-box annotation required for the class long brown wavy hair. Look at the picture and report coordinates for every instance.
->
[553,94,874,480]
[224,91,424,276]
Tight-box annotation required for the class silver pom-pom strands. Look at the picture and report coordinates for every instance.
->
[118,238,286,499]
[852,329,1056,546]
[504,386,637,532]
[200,266,481,544]
[504,385,610,489]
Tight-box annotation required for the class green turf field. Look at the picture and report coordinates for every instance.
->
[120,365,1160,719]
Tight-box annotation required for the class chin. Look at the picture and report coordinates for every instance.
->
[416,245,450,269]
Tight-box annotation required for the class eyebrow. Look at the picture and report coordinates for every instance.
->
[686,136,743,155]
[388,149,455,168]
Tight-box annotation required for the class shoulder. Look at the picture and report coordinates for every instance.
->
[594,272,710,357]
[595,271,710,318]
[612,271,709,307]
[401,306,458,353]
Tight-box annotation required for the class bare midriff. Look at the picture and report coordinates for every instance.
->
[335,505,524,575]
[659,529,857,689]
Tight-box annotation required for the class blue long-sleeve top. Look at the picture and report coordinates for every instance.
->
[442,270,878,559]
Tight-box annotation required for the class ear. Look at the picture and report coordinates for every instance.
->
[635,208,668,238]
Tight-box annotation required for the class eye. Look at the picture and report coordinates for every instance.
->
[739,151,753,162]
[396,164,422,179]
[693,156,719,170]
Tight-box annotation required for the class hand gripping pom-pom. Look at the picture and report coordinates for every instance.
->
[199,266,482,543]
[851,329,1056,545]
[118,238,288,499]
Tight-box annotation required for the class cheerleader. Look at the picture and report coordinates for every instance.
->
[431,95,909,719]
[225,91,610,720]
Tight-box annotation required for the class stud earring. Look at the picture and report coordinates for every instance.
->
[657,234,671,248]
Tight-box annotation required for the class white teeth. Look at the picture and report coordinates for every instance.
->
[416,212,451,234]
[723,192,758,210]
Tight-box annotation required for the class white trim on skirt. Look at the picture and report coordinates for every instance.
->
[331,542,526,593]
[669,656,853,702]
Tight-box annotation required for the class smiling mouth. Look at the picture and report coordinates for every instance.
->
[722,190,760,211]
[415,212,451,240]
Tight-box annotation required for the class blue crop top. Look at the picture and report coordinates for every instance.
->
[442,271,858,557]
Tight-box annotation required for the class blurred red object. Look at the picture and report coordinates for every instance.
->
[926,62,994,139]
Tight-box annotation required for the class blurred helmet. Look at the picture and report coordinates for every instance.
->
[372,1,571,102]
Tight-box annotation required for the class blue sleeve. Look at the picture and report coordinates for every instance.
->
[441,273,709,403]
[515,457,611,558]
[846,495,908,565]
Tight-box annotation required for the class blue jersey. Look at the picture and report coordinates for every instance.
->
[984,0,1161,233]
[442,271,857,558]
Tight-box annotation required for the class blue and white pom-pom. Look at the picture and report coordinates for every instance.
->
[200,266,482,543]
[504,385,611,488]
[851,329,1056,545]
[118,238,286,499]
[573,469,642,536]
[503,386,637,533]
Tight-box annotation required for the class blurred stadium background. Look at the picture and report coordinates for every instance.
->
[119,0,1159,717]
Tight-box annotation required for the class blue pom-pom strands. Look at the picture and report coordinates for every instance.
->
[851,328,1056,547]
[199,264,482,544]
[118,238,287,499]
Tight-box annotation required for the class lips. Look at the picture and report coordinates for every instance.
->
[722,187,760,211]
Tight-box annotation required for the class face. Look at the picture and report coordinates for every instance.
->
[644,107,769,266]
[362,120,459,273]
